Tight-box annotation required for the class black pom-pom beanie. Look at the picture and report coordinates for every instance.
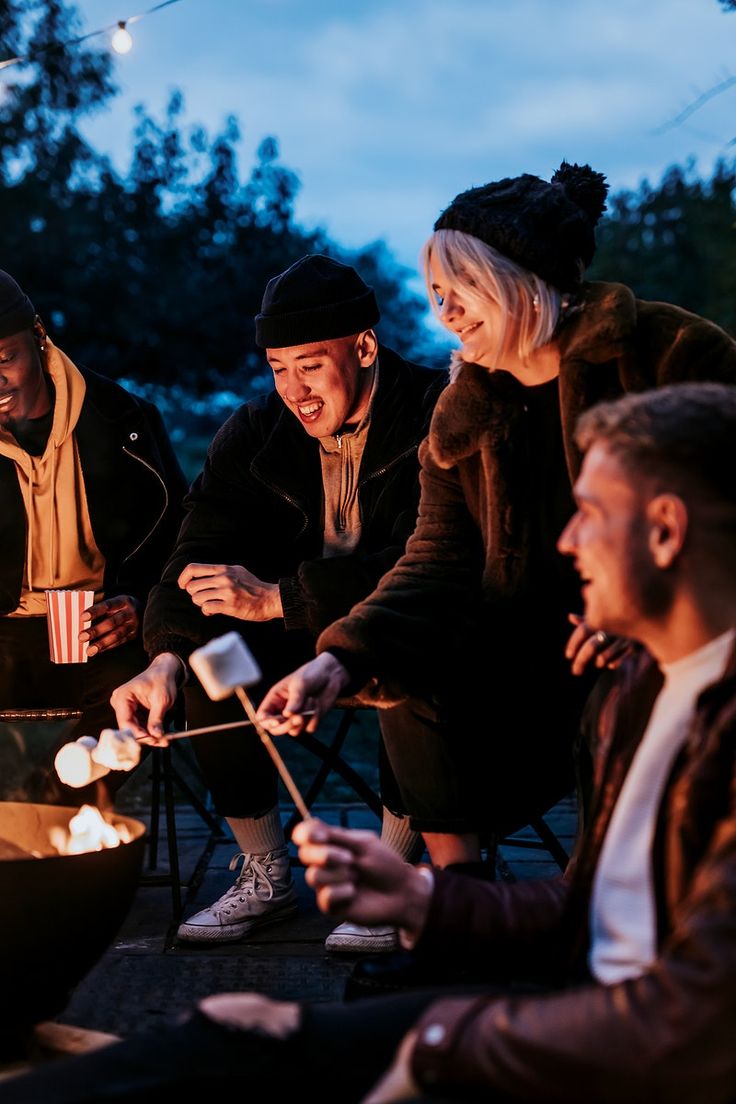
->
[433,161,609,290]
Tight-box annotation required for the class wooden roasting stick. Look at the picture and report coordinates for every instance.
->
[233,686,310,821]
[189,630,312,822]
[156,711,315,743]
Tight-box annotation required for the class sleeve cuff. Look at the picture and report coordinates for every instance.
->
[279,576,308,631]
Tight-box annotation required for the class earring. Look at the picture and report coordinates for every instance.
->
[532,295,540,312]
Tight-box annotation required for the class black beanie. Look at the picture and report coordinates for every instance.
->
[255,254,380,348]
[0,270,35,339]
[433,161,609,291]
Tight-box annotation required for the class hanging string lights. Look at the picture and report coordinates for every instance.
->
[111,22,135,55]
[0,0,184,70]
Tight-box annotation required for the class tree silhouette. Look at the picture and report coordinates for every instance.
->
[0,0,437,431]
[588,158,736,337]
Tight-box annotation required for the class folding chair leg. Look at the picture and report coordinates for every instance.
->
[161,748,182,921]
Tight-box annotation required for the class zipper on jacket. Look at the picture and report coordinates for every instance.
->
[121,448,169,562]
[358,444,416,488]
[251,469,310,539]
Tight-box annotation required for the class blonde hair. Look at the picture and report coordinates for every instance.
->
[421,229,561,378]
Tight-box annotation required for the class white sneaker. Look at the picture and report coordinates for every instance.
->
[176,847,298,944]
[324,922,399,954]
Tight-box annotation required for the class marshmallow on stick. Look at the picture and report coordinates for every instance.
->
[94,728,142,771]
[54,729,141,788]
[189,632,310,820]
[54,737,111,789]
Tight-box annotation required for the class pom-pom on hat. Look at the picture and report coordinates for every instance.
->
[433,161,609,291]
[0,270,36,340]
[255,254,380,348]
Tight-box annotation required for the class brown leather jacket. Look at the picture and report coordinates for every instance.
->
[410,643,736,1103]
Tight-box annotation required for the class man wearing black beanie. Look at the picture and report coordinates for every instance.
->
[0,270,187,804]
[111,254,447,953]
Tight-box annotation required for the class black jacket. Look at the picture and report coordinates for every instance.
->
[0,367,188,615]
[144,345,446,677]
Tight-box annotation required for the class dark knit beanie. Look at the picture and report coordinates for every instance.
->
[255,254,380,348]
[0,270,35,339]
[434,161,609,291]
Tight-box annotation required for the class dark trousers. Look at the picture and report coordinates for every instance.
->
[0,616,149,805]
[0,985,530,1104]
[379,667,595,838]
[183,681,406,819]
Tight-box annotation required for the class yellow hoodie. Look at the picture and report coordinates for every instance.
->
[0,340,105,616]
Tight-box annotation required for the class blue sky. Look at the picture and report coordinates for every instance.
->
[74,0,735,307]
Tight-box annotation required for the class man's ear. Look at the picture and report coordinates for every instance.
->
[355,329,378,366]
[32,316,47,352]
[648,493,688,569]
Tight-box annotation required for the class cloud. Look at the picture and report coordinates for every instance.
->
[79,0,736,271]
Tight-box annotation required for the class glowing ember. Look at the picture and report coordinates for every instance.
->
[49,805,132,855]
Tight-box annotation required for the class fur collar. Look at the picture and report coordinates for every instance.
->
[429,281,638,468]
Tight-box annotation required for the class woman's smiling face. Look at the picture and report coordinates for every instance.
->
[429,253,516,370]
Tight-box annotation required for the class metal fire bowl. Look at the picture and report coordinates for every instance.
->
[0,801,145,1054]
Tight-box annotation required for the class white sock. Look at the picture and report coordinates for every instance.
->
[380,806,424,863]
[226,807,286,855]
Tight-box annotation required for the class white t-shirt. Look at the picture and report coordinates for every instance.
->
[589,628,735,985]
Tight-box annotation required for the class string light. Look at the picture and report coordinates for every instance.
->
[0,0,183,71]
[111,22,134,55]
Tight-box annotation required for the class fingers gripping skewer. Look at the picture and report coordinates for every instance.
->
[189,632,311,821]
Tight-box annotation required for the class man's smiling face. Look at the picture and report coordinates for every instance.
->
[267,332,375,439]
[0,327,49,432]
[557,441,668,640]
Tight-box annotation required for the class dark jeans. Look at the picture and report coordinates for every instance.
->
[0,616,150,805]
[380,668,595,838]
[0,985,532,1104]
[184,681,406,819]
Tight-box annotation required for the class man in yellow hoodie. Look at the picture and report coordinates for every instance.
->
[0,269,187,804]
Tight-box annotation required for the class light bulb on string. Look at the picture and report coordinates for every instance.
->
[111,21,133,55]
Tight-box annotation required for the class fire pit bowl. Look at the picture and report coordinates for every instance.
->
[0,801,146,1058]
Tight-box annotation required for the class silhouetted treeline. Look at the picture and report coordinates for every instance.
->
[1,2,735,478]
[589,159,736,335]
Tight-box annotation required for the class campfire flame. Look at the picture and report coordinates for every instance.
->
[50,805,132,855]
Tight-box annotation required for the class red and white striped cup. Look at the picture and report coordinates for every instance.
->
[45,590,95,664]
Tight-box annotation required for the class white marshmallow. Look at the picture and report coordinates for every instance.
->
[54,738,111,788]
[189,632,262,701]
[92,728,141,772]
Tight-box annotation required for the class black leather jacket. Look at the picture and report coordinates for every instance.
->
[0,366,187,615]
[144,345,446,673]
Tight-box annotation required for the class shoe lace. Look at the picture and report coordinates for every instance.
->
[213,851,276,915]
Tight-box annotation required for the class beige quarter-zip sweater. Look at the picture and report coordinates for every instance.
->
[318,360,378,557]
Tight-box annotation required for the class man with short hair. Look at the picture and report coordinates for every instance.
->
[111,254,446,951]
[7,379,736,1104]
[0,269,187,805]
